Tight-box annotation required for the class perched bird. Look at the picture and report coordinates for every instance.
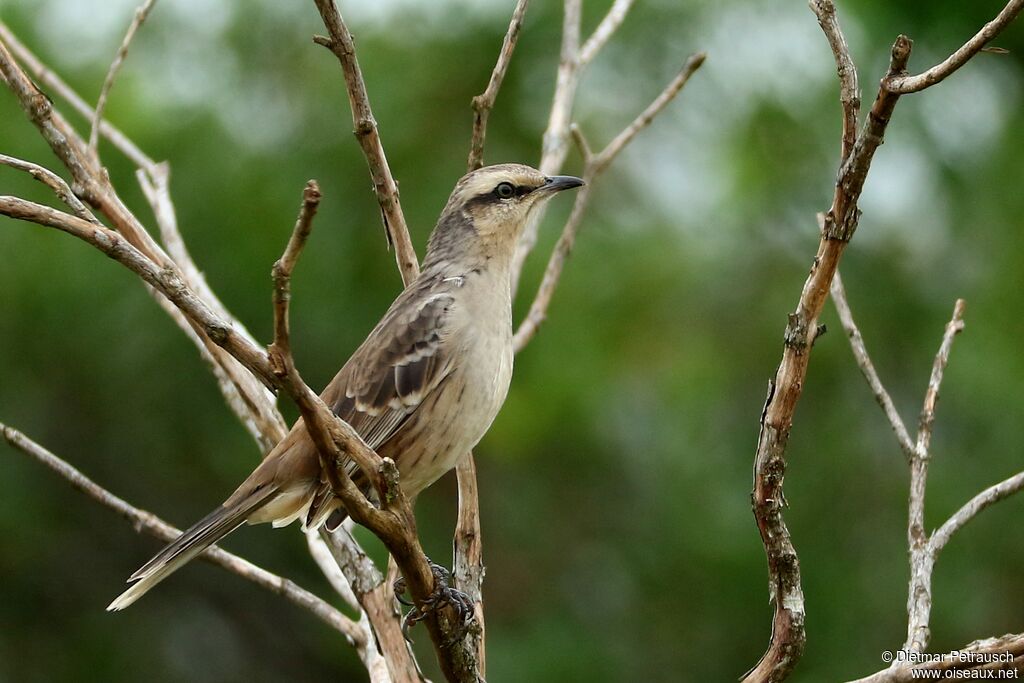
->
[108,163,583,610]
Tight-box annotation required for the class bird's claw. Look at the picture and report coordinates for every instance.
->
[396,560,476,643]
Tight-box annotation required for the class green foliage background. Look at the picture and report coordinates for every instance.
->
[1,1,1023,681]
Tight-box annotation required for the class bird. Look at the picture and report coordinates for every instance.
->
[108,163,583,611]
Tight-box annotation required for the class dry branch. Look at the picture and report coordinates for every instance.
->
[0,21,156,171]
[312,0,419,285]
[88,0,158,158]
[467,0,530,171]
[453,453,486,674]
[0,26,287,454]
[830,272,915,460]
[578,0,635,67]
[513,53,705,352]
[884,0,1024,94]
[903,299,966,654]
[510,0,581,292]
[810,0,860,161]
[317,527,425,683]
[744,30,915,683]
[850,633,1024,682]
[0,153,100,224]
[269,181,322,376]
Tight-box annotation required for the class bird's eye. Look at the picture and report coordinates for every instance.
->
[495,182,515,199]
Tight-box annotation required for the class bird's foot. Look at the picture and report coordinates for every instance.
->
[393,560,476,643]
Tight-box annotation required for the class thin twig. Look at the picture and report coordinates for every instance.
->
[453,453,486,674]
[930,470,1024,555]
[513,172,593,352]
[467,0,530,171]
[88,0,158,158]
[809,0,861,161]
[311,0,418,286]
[3,28,289,459]
[915,299,967,456]
[903,299,966,654]
[0,153,99,224]
[0,33,291,457]
[592,52,706,174]
[578,0,636,67]
[510,0,583,293]
[0,421,361,644]
[269,180,322,376]
[136,165,286,454]
[830,271,915,460]
[0,21,156,171]
[305,532,396,683]
[513,53,706,352]
[884,0,1024,94]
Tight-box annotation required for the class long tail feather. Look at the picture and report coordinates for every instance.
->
[107,485,277,611]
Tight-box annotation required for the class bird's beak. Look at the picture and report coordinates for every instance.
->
[538,175,585,194]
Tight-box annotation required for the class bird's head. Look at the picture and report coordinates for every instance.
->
[425,163,583,271]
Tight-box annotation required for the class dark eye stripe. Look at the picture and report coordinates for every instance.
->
[464,182,536,209]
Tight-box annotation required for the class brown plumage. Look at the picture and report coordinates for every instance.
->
[108,164,583,610]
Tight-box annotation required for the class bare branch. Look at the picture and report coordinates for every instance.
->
[136,164,287,453]
[810,0,861,160]
[830,271,915,460]
[0,21,156,171]
[592,51,706,174]
[305,532,396,683]
[0,153,99,224]
[578,0,636,67]
[744,35,915,683]
[903,299,966,654]
[453,453,486,674]
[513,177,592,352]
[510,0,583,292]
[88,0,158,158]
[319,528,425,683]
[0,421,361,644]
[930,470,1024,555]
[269,180,322,375]
[467,0,530,171]
[514,54,705,352]
[2,26,288,455]
[884,0,1024,94]
[311,0,418,286]
[915,299,966,455]
[849,632,1024,682]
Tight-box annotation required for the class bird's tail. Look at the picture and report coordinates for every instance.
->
[106,484,278,611]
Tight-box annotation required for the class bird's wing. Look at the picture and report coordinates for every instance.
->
[294,282,458,530]
[325,286,457,452]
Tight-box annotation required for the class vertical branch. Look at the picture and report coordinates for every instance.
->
[453,453,486,675]
[902,299,966,654]
[467,0,530,171]
[743,35,913,683]
[312,0,419,285]
[510,0,582,292]
[810,0,861,161]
